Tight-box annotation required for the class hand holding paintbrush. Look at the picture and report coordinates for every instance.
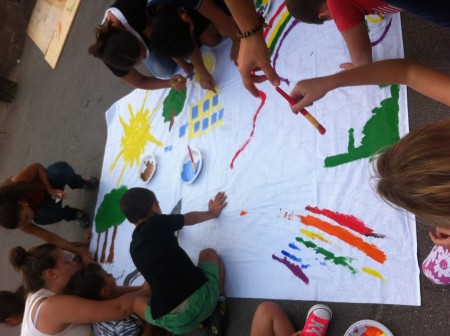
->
[276,87,326,135]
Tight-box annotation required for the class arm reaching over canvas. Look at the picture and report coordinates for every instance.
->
[289,59,450,112]
[224,0,280,97]
[184,192,228,225]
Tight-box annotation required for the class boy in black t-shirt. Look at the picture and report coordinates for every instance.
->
[120,187,228,335]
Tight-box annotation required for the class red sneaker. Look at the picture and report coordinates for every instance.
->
[299,304,332,336]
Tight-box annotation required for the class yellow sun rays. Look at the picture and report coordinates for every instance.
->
[110,91,164,186]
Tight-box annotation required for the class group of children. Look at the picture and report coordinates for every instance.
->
[1,0,450,335]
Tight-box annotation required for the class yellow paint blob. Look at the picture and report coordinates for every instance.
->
[367,14,384,23]
[362,267,386,283]
[300,228,330,243]
[194,53,216,83]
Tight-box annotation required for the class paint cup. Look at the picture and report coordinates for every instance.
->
[181,147,202,184]
[344,319,393,336]
[139,153,157,183]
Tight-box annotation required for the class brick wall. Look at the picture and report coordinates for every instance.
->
[0,0,37,76]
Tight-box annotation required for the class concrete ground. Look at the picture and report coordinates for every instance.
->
[0,2,449,335]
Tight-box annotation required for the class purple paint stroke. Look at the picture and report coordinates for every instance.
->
[370,17,392,47]
[273,20,300,86]
[272,254,309,284]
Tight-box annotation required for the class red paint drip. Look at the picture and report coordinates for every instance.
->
[230,91,267,169]
[305,206,384,237]
[240,210,248,216]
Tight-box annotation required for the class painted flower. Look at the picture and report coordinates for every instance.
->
[422,268,444,285]
[422,245,441,268]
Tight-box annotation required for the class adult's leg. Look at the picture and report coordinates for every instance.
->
[250,302,296,336]
[46,162,85,190]
[33,197,80,224]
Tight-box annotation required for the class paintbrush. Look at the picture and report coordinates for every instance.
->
[187,145,197,172]
[275,87,326,135]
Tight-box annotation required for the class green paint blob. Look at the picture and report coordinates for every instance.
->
[94,186,128,233]
[162,88,187,122]
[324,85,400,168]
[296,237,358,274]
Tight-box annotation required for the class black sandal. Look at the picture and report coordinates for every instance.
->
[76,211,91,228]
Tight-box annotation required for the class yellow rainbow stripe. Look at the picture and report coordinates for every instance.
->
[266,9,291,50]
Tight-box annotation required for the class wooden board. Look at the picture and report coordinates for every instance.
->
[27,0,81,68]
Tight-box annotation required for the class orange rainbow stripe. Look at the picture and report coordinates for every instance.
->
[299,215,387,264]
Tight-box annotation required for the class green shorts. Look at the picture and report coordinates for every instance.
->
[145,262,219,335]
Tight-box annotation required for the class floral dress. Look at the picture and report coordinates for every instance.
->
[422,245,450,284]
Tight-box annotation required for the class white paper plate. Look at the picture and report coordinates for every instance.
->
[344,319,393,336]
[139,153,157,183]
[181,147,202,184]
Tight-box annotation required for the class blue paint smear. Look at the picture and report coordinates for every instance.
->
[164,146,173,152]
[181,160,200,182]
[301,264,311,269]
[281,250,302,262]
[289,243,300,250]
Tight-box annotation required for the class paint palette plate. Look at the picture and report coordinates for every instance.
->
[344,320,393,336]
[139,153,157,183]
[181,147,202,184]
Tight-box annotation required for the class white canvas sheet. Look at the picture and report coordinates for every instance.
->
[91,2,420,306]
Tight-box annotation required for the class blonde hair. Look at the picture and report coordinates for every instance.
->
[375,119,450,228]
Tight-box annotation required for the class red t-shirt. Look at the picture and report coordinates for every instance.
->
[328,0,400,31]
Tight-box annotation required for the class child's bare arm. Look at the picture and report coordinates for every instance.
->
[21,223,94,263]
[121,69,186,91]
[289,59,450,112]
[340,21,372,70]
[188,46,216,91]
[184,192,228,225]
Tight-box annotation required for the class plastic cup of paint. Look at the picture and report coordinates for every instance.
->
[139,153,157,184]
[344,319,393,336]
[181,148,202,184]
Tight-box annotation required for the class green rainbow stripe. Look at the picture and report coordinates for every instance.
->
[296,237,358,274]
[266,11,293,56]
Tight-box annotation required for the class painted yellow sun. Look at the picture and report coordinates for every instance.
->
[110,91,164,186]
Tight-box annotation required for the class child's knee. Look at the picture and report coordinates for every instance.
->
[199,248,219,262]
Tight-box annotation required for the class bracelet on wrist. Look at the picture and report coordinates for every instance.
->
[236,15,271,39]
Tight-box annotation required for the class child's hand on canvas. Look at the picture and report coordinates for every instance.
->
[429,226,450,249]
[199,71,216,92]
[208,192,228,218]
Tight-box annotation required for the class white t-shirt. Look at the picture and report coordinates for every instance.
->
[21,288,92,336]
